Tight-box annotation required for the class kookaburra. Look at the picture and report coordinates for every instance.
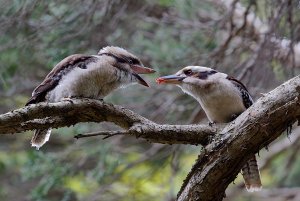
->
[26,46,155,150]
[156,66,261,192]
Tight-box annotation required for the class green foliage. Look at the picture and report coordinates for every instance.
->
[0,0,299,201]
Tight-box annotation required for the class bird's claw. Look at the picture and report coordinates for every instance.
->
[62,97,74,104]
[209,122,216,127]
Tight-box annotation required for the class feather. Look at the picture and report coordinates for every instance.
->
[31,129,52,150]
[26,54,96,105]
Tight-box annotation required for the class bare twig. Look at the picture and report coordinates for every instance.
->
[211,0,255,61]
[74,130,129,139]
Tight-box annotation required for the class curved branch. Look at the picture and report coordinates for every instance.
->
[0,75,299,201]
[177,75,300,201]
[0,98,216,145]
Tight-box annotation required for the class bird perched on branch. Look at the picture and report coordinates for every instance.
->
[156,66,261,192]
[26,46,155,150]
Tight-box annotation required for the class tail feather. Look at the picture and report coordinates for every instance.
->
[31,129,52,150]
[241,155,262,192]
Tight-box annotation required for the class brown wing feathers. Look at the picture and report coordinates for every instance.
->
[26,54,95,106]
[227,76,253,108]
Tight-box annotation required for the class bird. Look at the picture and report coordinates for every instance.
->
[156,66,261,192]
[26,46,155,150]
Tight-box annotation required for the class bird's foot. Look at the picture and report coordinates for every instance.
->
[62,96,103,103]
[62,97,74,104]
[209,122,216,127]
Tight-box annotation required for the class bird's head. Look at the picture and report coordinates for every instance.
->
[98,46,155,87]
[156,66,221,85]
[156,66,226,96]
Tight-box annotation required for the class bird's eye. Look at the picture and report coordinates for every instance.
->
[184,70,193,76]
[128,59,133,65]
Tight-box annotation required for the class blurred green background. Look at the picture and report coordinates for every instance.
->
[0,0,300,200]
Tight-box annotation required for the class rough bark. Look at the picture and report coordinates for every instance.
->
[0,99,216,146]
[177,75,300,201]
[0,76,299,201]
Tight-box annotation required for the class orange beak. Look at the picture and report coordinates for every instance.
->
[131,65,155,87]
[131,65,156,74]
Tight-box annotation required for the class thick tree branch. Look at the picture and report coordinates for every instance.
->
[0,99,216,146]
[177,75,300,201]
[0,75,299,201]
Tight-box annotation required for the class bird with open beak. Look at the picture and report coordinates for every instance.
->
[26,46,155,149]
[156,66,262,192]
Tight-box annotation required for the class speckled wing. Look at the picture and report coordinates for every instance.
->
[227,76,253,108]
[26,54,96,105]
[227,76,262,191]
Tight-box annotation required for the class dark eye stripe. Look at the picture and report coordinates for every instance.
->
[198,70,217,79]
[130,58,140,65]
[184,69,193,75]
[98,53,124,62]
[98,53,141,65]
[120,56,141,65]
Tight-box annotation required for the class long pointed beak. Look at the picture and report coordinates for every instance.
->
[156,75,186,84]
[131,65,155,87]
[131,65,156,74]
[133,73,150,87]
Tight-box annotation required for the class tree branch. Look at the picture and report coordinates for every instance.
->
[0,99,217,146]
[177,75,300,201]
[0,75,299,201]
[213,0,300,68]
